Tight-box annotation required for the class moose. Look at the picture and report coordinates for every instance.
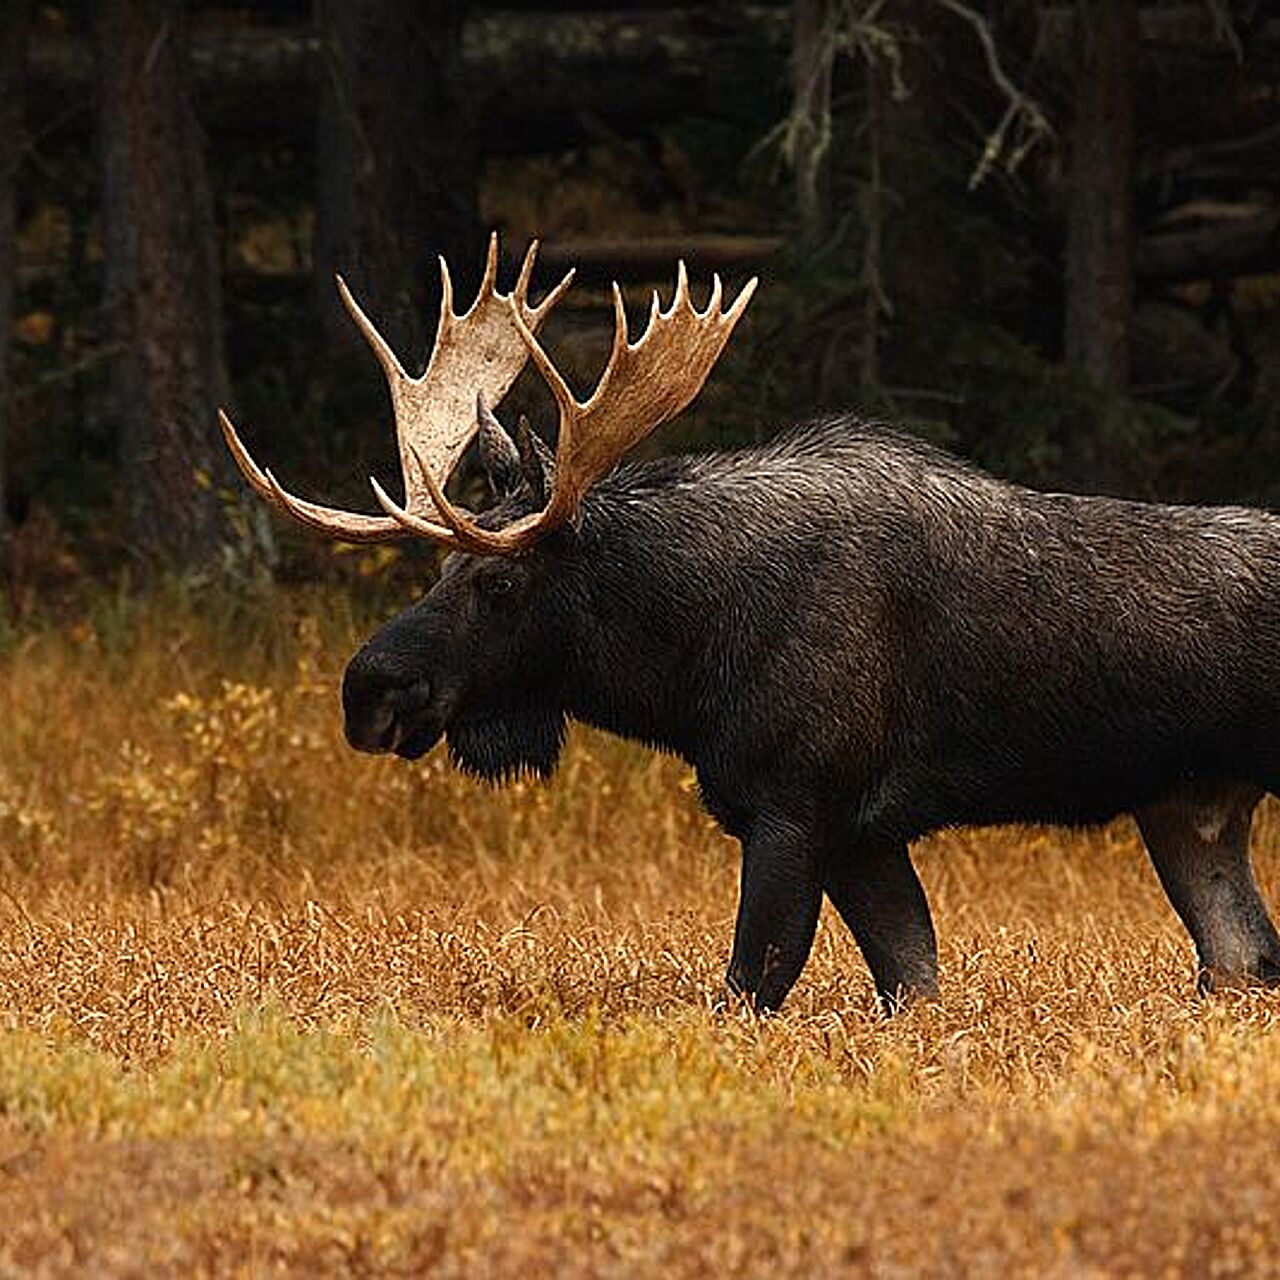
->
[220,234,1280,1012]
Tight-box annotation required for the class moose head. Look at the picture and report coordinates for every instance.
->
[219,235,757,776]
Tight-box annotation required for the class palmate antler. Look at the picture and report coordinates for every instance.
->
[220,232,757,556]
[372,262,758,554]
[218,234,574,545]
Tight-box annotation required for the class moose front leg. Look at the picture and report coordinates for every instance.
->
[726,815,823,1012]
[1136,784,1280,992]
[822,837,938,1012]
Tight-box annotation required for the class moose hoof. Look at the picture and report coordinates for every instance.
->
[1196,953,1280,995]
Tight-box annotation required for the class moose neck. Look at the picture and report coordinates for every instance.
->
[557,476,731,764]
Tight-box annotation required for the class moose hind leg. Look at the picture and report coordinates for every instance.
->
[822,838,939,1012]
[1136,785,1280,992]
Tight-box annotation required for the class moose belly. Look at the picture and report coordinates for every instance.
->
[874,694,1270,839]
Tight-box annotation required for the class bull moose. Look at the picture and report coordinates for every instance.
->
[220,235,1280,1012]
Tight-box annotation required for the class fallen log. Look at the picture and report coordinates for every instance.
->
[27,8,790,155]
[1136,208,1280,285]
[20,218,1279,295]
[539,235,787,285]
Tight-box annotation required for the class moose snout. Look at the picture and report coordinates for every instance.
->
[341,648,431,754]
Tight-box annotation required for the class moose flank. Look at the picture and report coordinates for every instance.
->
[220,235,1280,1012]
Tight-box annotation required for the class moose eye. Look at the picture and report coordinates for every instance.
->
[478,571,517,597]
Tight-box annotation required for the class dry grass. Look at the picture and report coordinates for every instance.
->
[2,591,1280,1276]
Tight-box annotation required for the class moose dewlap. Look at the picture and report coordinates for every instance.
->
[220,233,1280,1012]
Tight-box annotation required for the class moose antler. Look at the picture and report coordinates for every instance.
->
[372,262,758,553]
[218,233,574,545]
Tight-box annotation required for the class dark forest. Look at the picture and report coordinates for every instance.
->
[3,0,1279,606]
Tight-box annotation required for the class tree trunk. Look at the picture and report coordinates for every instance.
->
[1065,0,1138,391]
[790,0,834,253]
[0,0,33,558]
[858,0,959,401]
[1062,0,1138,492]
[98,0,231,565]
[314,0,478,361]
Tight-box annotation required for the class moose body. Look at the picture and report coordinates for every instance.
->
[223,236,1280,1010]
[343,418,1280,1009]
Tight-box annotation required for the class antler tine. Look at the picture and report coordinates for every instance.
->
[724,273,758,326]
[528,265,575,325]
[513,239,539,305]
[706,272,724,316]
[458,231,501,321]
[218,408,278,507]
[733,272,758,309]
[510,238,577,327]
[435,254,456,346]
[645,288,662,339]
[368,469,494,551]
[483,229,499,289]
[671,259,690,314]
[512,291,578,420]
[219,409,405,542]
[336,275,408,384]
[529,264,576,322]
[370,443,512,554]
[609,283,632,363]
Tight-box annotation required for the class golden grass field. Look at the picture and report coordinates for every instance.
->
[2,589,1280,1277]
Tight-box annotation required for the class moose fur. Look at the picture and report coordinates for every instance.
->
[342,415,1280,1010]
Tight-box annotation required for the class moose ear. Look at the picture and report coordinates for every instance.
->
[516,415,554,508]
[476,394,524,498]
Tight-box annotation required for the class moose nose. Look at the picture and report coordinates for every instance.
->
[341,648,425,753]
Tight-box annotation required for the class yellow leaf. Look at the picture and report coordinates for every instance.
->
[14,310,55,346]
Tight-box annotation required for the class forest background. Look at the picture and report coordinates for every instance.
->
[2,0,1279,609]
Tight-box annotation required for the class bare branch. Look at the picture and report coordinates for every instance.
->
[1201,0,1245,61]
[776,0,907,245]
[932,0,1054,189]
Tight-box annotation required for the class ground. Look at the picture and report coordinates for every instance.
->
[1,594,1278,1276]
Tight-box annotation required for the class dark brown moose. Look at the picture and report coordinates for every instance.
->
[220,234,1280,1012]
